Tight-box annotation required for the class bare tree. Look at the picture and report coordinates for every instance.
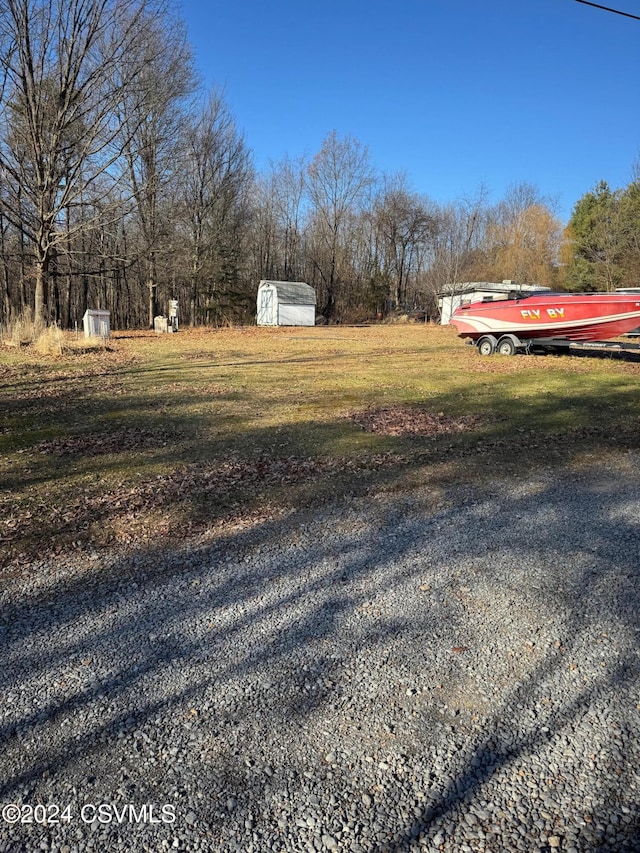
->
[428,185,491,301]
[0,0,162,328]
[179,90,253,326]
[114,4,195,327]
[250,156,308,286]
[250,172,278,282]
[306,131,375,319]
[271,155,307,282]
[373,174,434,311]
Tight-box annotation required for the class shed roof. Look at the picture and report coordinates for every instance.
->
[259,280,316,305]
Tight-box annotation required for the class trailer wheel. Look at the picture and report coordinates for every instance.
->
[477,335,497,356]
[497,336,517,356]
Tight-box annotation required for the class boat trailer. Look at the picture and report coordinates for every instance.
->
[470,334,640,358]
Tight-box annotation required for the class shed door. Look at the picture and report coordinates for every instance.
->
[259,289,274,324]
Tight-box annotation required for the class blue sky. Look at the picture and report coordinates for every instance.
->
[178,0,640,223]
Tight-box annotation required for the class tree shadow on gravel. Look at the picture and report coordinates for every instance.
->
[365,471,640,852]
[1,458,639,851]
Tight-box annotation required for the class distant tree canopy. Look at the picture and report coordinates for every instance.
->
[0,1,635,330]
[563,180,640,292]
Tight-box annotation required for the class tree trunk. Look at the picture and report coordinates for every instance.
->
[190,242,200,327]
[190,273,197,327]
[19,199,27,313]
[322,254,337,319]
[65,267,73,331]
[148,283,156,328]
[34,251,49,330]
[323,287,336,319]
[0,210,11,322]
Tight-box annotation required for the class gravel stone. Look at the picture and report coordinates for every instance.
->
[1,462,639,852]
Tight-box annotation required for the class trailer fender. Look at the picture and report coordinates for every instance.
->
[476,335,498,356]
[496,334,520,356]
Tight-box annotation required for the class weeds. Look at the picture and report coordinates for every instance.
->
[0,312,110,355]
[1,308,36,348]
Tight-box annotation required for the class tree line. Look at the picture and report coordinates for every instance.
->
[563,177,640,293]
[0,0,636,332]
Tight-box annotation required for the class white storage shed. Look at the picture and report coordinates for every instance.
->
[257,280,316,326]
[82,309,110,339]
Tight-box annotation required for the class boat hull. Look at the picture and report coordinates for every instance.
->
[449,293,640,342]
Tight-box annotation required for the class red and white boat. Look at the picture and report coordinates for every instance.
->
[449,291,640,355]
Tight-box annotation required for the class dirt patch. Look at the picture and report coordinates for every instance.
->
[349,405,482,437]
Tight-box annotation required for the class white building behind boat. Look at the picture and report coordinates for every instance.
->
[438,281,551,325]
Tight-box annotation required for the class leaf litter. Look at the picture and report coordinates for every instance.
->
[349,405,482,437]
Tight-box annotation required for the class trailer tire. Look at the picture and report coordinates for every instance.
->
[497,336,517,356]
[477,335,497,356]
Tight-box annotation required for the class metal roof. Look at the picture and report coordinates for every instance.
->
[259,280,316,305]
[439,281,551,297]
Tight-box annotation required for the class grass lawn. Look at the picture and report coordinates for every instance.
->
[2,323,639,568]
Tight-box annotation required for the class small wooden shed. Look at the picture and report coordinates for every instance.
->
[257,280,316,326]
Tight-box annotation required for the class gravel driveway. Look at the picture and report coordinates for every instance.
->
[1,457,639,853]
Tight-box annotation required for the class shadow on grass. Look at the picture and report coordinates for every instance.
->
[2,369,640,567]
[0,454,638,850]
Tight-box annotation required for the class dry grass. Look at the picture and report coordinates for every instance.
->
[1,308,36,348]
[1,313,111,354]
[32,323,65,356]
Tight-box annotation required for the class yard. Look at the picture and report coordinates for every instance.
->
[2,323,639,570]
